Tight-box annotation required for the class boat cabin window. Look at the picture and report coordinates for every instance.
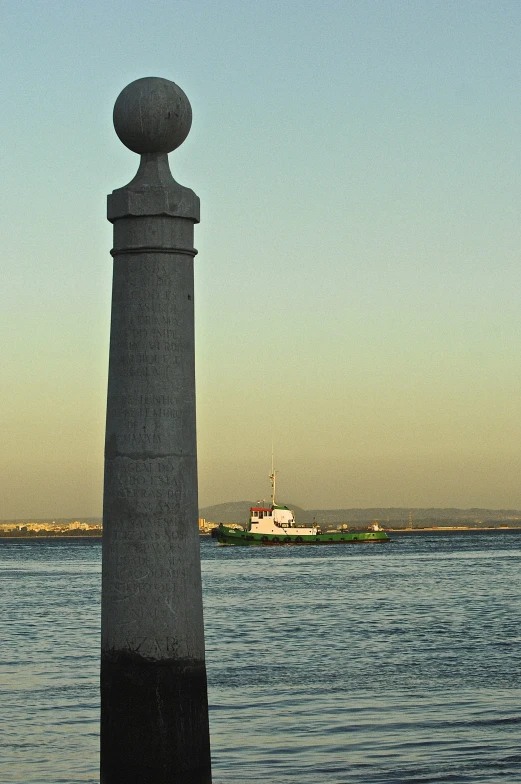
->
[251,509,272,519]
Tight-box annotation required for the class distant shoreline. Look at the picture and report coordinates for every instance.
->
[0,534,103,540]
[2,527,521,540]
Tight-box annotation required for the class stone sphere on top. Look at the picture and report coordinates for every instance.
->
[113,77,192,155]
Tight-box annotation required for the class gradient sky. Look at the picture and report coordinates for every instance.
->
[1,0,521,517]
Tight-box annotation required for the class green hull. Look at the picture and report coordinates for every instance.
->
[215,525,390,546]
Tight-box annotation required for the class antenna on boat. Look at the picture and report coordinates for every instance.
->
[269,444,277,506]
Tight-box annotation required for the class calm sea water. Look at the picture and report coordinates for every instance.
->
[2,531,520,783]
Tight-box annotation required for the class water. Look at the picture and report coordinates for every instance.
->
[2,531,520,783]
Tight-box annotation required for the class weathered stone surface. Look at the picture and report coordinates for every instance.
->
[113,76,192,154]
[108,151,200,223]
[101,77,211,783]
[101,651,211,784]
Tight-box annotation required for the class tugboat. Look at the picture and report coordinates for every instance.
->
[215,464,390,546]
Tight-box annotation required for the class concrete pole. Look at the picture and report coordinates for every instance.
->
[101,77,212,784]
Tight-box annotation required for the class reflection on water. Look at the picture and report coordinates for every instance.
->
[1,532,520,783]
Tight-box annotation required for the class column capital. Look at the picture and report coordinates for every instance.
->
[108,77,199,251]
[108,153,200,224]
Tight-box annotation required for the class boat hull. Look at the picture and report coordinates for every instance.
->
[215,525,390,546]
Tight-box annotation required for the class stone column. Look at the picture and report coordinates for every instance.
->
[100,77,212,784]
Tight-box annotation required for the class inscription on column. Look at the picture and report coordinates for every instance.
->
[106,256,196,453]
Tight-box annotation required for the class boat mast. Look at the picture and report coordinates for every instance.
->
[269,446,277,506]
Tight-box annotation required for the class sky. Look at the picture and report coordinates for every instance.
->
[1,0,521,517]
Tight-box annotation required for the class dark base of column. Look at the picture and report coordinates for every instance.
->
[101,650,212,784]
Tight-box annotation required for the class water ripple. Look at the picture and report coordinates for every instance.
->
[1,532,521,782]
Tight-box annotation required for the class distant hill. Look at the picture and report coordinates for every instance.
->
[199,503,521,527]
[307,508,521,525]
